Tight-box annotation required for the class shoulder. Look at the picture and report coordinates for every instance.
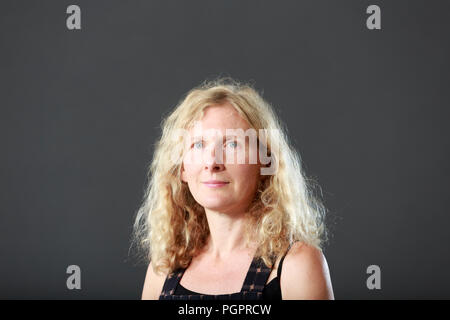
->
[141,261,168,300]
[280,242,335,300]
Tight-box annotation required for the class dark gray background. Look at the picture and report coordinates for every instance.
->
[1,0,449,299]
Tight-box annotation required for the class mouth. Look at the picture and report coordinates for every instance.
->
[202,180,230,188]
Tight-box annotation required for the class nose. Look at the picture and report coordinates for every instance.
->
[204,144,225,173]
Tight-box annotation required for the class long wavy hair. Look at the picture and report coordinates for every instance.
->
[131,78,328,275]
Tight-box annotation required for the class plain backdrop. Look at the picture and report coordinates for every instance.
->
[1,0,449,299]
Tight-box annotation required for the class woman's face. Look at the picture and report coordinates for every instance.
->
[181,103,261,215]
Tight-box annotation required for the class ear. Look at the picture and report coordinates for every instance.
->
[180,163,187,183]
[259,172,270,182]
[257,159,271,179]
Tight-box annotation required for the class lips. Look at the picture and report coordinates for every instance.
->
[202,180,230,188]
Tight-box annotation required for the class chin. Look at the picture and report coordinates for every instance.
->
[198,199,233,212]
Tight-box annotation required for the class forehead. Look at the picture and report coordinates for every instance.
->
[194,103,250,132]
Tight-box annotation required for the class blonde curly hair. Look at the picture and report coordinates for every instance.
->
[131,78,328,275]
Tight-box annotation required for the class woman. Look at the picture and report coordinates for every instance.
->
[133,78,334,300]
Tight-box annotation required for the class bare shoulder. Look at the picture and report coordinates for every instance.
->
[141,261,168,300]
[280,242,335,300]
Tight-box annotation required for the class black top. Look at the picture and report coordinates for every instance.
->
[174,252,288,300]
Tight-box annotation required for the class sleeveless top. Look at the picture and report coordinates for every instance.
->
[159,245,292,300]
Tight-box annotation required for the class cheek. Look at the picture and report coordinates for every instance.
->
[182,162,201,182]
[230,164,260,184]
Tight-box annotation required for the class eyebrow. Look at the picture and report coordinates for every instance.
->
[190,135,242,141]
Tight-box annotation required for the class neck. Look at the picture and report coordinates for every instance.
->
[203,208,257,262]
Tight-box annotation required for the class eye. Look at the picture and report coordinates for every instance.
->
[226,140,238,149]
[192,141,204,149]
